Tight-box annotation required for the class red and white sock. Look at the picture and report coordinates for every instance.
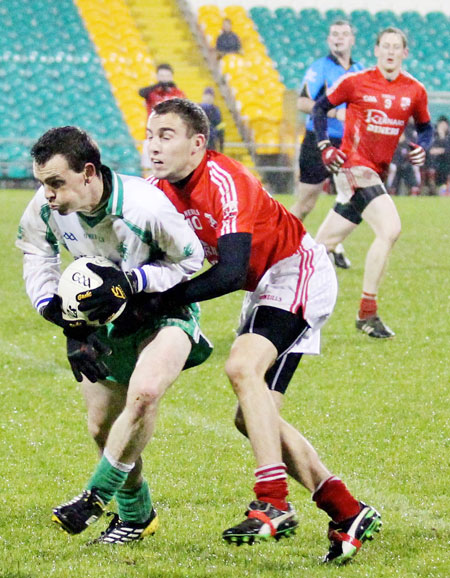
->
[359,292,377,320]
[253,462,288,511]
[312,476,361,523]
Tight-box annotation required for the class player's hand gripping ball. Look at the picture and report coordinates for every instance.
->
[58,256,127,326]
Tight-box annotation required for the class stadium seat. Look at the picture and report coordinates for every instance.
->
[325,9,348,24]
[1,0,141,178]
[246,6,450,94]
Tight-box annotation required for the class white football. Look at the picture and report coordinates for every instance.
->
[58,256,126,326]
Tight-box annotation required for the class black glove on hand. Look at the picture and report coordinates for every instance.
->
[42,294,90,338]
[77,263,135,325]
[110,292,167,337]
[67,333,112,383]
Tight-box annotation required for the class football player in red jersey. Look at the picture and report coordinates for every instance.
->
[82,98,382,562]
[312,27,433,338]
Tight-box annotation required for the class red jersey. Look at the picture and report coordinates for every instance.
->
[143,85,186,117]
[147,151,306,291]
[327,67,430,178]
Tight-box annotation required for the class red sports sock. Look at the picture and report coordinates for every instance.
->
[312,476,361,523]
[253,463,288,511]
[359,292,377,320]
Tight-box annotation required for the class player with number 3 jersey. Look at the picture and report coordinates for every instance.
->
[312,27,433,339]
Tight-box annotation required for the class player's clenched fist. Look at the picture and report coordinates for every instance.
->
[78,264,135,324]
[408,142,426,166]
[318,140,347,174]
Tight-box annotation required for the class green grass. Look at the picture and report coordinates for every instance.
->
[1,190,449,577]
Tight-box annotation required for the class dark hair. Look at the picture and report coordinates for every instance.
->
[152,98,210,142]
[329,19,354,34]
[437,115,449,124]
[31,126,102,173]
[376,27,408,48]
[157,63,174,73]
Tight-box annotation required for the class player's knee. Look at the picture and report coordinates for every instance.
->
[128,377,166,418]
[225,356,256,393]
[380,222,402,245]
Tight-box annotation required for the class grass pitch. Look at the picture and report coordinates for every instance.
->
[0,189,448,577]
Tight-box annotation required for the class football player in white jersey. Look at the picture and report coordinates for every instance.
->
[16,126,212,544]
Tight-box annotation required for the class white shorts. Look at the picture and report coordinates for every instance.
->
[334,166,384,204]
[238,233,338,355]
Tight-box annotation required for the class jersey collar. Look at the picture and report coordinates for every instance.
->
[374,65,404,84]
[327,53,355,69]
[78,167,118,227]
[172,152,208,195]
[106,170,124,216]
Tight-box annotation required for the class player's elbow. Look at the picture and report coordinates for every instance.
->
[227,268,247,292]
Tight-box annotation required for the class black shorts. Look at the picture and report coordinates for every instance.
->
[240,305,308,394]
[334,184,386,225]
[265,352,303,395]
[299,131,342,185]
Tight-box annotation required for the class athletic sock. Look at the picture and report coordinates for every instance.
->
[358,292,377,320]
[116,480,153,524]
[312,476,361,523]
[86,450,134,505]
[253,463,288,511]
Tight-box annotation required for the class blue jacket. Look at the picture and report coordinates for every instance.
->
[300,54,363,138]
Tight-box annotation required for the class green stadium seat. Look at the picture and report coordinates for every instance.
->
[299,8,322,22]
[325,9,348,24]
[249,7,271,19]
[274,7,296,20]
[375,10,400,24]
[351,9,373,21]
[1,0,140,178]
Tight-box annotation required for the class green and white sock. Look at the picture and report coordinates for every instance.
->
[86,449,134,505]
[116,480,153,524]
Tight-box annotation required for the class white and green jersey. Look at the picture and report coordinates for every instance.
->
[16,170,204,313]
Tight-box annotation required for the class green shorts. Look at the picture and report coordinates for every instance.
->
[95,304,213,385]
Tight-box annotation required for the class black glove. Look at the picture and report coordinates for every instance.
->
[42,294,91,338]
[77,264,135,325]
[110,292,167,337]
[67,333,112,383]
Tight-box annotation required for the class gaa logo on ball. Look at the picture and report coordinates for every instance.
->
[58,256,126,326]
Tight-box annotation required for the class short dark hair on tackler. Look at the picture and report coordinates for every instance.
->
[152,98,210,142]
[376,27,408,48]
[31,126,102,173]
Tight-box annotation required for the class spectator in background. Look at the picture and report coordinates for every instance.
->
[215,18,242,59]
[388,121,421,195]
[292,20,363,269]
[138,64,186,177]
[427,115,450,195]
[199,87,225,151]
[139,64,186,118]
